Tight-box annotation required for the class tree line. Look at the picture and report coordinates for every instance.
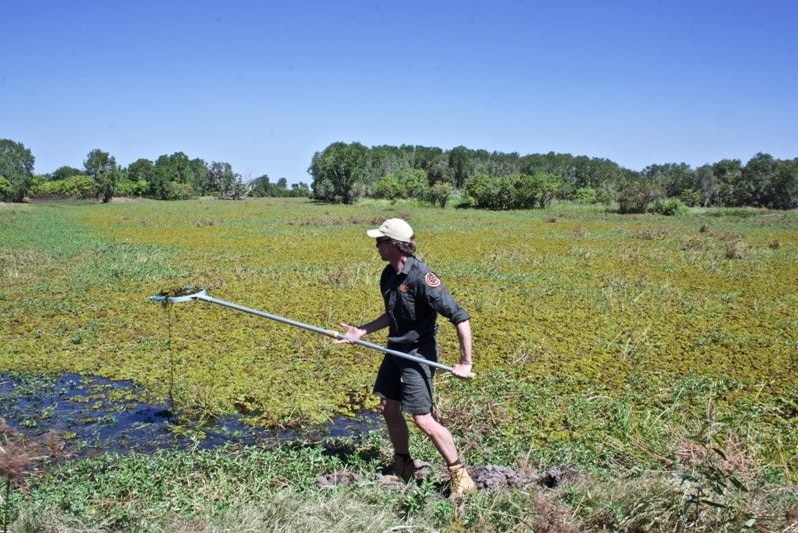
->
[0,140,310,203]
[2,138,796,211]
[309,142,798,211]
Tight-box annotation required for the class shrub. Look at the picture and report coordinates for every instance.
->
[115,179,149,197]
[371,175,403,200]
[163,181,195,200]
[649,198,688,216]
[575,187,598,204]
[723,234,746,259]
[679,188,701,207]
[464,173,506,209]
[33,179,65,197]
[426,181,453,208]
[64,175,99,198]
[0,176,11,199]
[35,175,99,199]
[464,172,562,210]
[617,179,661,214]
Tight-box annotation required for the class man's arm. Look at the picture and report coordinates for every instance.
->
[452,319,475,379]
[337,313,390,342]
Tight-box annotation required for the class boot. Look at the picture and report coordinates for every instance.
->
[393,453,416,483]
[448,463,477,499]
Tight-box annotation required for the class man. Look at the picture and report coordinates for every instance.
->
[338,218,477,498]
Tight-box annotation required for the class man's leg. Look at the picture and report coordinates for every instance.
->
[413,413,477,498]
[380,398,409,454]
[381,398,416,481]
[412,413,457,464]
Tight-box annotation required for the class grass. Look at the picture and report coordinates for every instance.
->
[5,376,797,531]
[1,197,797,530]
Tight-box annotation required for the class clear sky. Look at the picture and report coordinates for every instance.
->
[2,1,796,184]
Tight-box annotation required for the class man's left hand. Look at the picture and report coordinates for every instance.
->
[452,363,475,379]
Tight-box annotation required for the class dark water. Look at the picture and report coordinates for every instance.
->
[0,373,382,458]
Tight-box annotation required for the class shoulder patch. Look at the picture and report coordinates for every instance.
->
[424,272,441,288]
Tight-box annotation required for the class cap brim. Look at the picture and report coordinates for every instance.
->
[366,229,385,238]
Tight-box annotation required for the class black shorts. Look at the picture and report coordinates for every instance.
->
[373,344,437,415]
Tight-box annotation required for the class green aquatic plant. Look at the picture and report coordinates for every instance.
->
[0,198,796,474]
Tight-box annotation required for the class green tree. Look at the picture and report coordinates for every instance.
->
[309,142,368,203]
[152,152,201,199]
[248,175,301,197]
[84,149,120,203]
[449,146,475,188]
[0,139,35,202]
[769,158,798,209]
[472,150,521,177]
[50,166,82,181]
[290,182,311,197]
[740,152,776,207]
[249,174,272,197]
[642,163,695,199]
[532,172,564,208]
[712,159,743,207]
[209,161,247,199]
[694,164,719,207]
[190,157,212,195]
[425,152,452,185]
[127,159,155,182]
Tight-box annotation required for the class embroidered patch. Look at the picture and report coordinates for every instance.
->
[424,272,441,288]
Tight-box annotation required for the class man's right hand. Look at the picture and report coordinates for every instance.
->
[452,363,475,379]
[334,322,367,344]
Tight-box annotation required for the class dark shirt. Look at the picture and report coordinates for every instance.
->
[380,255,470,346]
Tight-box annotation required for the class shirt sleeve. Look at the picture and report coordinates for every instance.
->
[417,271,470,325]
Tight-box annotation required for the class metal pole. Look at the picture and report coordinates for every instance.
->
[177,292,456,373]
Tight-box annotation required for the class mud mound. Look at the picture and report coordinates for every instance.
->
[471,464,531,490]
[316,463,576,492]
[316,471,360,488]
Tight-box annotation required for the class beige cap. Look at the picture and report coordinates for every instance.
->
[366,218,415,243]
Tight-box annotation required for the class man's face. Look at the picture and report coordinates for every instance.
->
[376,237,394,261]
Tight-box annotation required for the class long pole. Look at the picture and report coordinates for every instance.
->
[181,292,456,373]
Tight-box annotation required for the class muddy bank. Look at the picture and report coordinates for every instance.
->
[0,372,382,458]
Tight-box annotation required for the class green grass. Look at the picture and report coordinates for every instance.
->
[5,374,797,531]
[1,198,797,531]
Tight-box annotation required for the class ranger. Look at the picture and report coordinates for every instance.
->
[338,218,477,498]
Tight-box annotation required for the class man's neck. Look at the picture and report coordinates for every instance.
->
[391,254,408,274]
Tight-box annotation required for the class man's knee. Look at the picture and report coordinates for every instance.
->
[412,413,440,435]
[381,398,402,418]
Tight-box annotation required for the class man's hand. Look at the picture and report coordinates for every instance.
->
[333,322,366,344]
[452,363,475,379]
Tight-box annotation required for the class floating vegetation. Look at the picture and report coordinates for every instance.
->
[0,198,796,473]
[152,285,204,307]
[155,286,203,299]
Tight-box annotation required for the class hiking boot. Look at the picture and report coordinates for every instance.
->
[448,463,477,499]
[393,454,416,483]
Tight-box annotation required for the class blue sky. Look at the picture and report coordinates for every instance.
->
[2,1,796,184]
